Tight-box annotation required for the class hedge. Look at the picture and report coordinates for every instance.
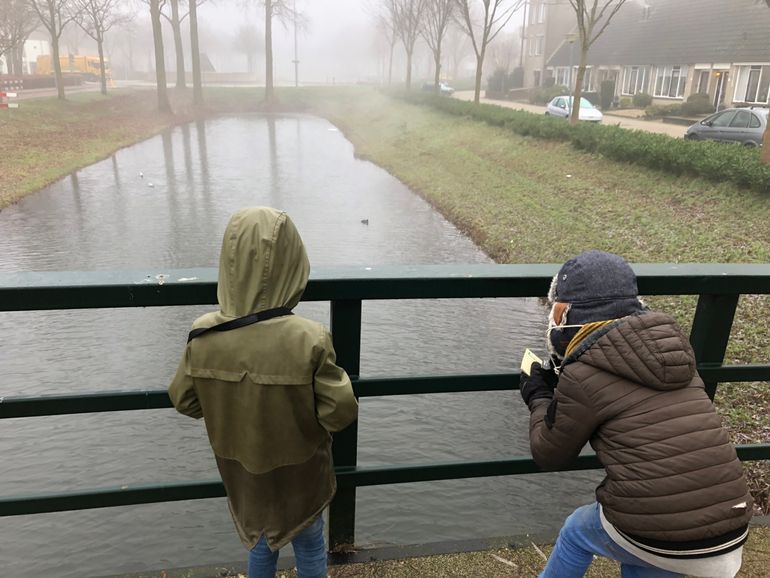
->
[398,92,770,194]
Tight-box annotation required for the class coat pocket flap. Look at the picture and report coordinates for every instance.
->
[189,368,247,382]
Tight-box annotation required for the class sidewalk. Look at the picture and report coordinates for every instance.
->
[453,91,689,139]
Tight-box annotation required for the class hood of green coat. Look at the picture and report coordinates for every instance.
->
[217,207,310,318]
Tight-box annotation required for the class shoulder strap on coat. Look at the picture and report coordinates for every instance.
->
[187,307,293,343]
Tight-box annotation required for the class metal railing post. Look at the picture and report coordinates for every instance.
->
[328,299,362,550]
[689,294,740,400]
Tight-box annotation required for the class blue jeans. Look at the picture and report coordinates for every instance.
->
[541,503,684,578]
[248,515,327,578]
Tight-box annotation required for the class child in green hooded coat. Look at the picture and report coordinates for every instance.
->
[169,207,359,578]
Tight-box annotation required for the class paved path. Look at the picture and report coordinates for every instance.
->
[453,90,689,139]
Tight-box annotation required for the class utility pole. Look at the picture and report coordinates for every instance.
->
[293,0,299,87]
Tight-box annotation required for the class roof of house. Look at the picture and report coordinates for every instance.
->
[547,0,770,67]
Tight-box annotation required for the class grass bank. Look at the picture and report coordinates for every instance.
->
[2,86,768,513]
[305,88,770,513]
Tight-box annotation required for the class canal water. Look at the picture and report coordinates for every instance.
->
[0,115,601,577]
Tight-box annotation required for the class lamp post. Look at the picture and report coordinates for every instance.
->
[566,32,577,113]
[292,0,299,87]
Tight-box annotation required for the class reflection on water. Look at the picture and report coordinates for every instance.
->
[0,114,601,577]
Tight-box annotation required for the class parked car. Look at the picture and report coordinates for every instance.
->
[685,107,768,146]
[421,81,455,96]
[545,96,603,122]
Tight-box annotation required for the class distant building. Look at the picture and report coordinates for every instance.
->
[0,33,50,75]
[521,0,770,109]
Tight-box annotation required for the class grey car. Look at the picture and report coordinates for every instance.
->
[685,107,768,146]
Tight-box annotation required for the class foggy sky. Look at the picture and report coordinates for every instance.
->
[198,0,376,83]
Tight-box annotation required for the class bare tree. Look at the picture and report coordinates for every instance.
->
[232,23,262,74]
[566,0,628,125]
[29,0,80,99]
[388,0,426,90]
[0,0,37,75]
[146,0,171,112]
[371,2,398,84]
[421,0,453,92]
[189,0,202,103]
[74,0,131,94]
[455,0,524,103]
[261,0,305,104]
[162,0,185,88]
[445,22,472,81]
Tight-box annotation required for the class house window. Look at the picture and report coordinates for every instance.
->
[536,35,544,56]
[555,67,570,87]
[537,2,546,23]
[529,2,537,24]
[582,67,593,92]
[696,70,710,94]
[621,65,648,95]
[734,65,770,104]
[653,65,687,98]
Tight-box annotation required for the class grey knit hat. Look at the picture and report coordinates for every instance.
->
[548,250,643,325]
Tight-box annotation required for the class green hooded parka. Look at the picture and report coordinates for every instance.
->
[169,207,358,551]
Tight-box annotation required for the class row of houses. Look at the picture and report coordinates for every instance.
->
[521,0,770,109]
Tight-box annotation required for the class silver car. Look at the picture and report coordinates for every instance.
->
[545,96,603,122]
[685,107,768,147]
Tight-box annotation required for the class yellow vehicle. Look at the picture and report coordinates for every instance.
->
[36,54,111,81]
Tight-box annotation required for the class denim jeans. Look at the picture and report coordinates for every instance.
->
[540,503,684,578]
[248,515,327,578]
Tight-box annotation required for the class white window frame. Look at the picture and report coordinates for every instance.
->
[621,65,648,95]
[535,35,544,56]
[555,67,570,87]
[734,65,770,104]
[537,1,546,23]
[653,65,688,99]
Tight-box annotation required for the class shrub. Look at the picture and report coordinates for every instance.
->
[510,67,524,89]
[645,103,682,118]
[582,91,600,106]
[530,84,568,105]
[681,92,715,116]
[396,90,770,195]
[632,92,653,108]
[486,67,509,98]
[618,96,633,109]
[600,80,615,110]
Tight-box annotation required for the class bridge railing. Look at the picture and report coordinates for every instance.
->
[1,264,769,549]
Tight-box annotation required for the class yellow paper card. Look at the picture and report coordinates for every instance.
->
[520,348,543,376]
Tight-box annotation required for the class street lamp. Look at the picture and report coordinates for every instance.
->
[292,0,299,88]
[566,32,578,113]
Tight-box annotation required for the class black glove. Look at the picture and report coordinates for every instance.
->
[519,362,558,407]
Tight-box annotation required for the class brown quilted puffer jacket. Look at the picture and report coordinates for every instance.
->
[529,311,753,544]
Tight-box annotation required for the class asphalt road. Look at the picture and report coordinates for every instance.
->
[453,90,689,139]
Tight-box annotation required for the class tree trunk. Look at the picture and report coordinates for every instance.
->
[405,48,413,90]
[265,0,274,103]
[433,52,441,93]
[189,0,203,105]
[387,40,394,85]
[473,51,484,104]
[762,125,770,164]
[570,47,588,126]
[170,0,186,88]
[97,38,107,95]
[51,35,65,100]
[150,0,172,113]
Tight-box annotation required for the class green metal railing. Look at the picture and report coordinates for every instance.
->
[1,263,769,549]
